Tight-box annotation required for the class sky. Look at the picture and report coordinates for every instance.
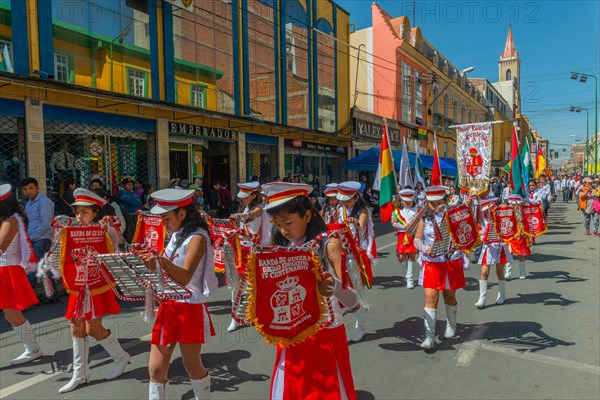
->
[339,0,600,159]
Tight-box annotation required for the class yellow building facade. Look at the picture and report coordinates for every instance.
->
[0,0,351,200]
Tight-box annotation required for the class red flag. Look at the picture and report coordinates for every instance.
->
[431,137,442,186]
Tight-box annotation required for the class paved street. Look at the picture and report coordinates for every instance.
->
[1,202,599,400]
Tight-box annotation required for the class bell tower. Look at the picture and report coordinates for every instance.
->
[499,25,521,117]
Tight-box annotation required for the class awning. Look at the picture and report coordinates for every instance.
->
[343,147,457,176]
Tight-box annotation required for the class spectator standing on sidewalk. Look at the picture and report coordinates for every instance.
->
[578,178,599,236]
[218,180,233,217]
[20,177,59,301]
[119,178,142,215]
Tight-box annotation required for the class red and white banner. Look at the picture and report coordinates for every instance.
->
[493,204,520,242]
[131,213,166,255]
[445,204,480,253]
[246,248,326,347]
[521,203,548,237]
[456,122,492,194]
[59,226,114,295]
[208,219,237,272]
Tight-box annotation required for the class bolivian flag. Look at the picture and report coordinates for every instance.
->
[374,124,397,222]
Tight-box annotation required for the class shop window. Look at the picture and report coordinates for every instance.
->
[54,52,72,83]
[0,40,13,73]
[43,121,156,203]
[0,116,26,199]
[127,67,148,98]
[191,84,207,108]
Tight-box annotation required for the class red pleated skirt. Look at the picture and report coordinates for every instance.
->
[0,265,38,310]
[421,259,466,291]
[270,325,357,400]
[396,233,417,254]
[65,290,121,320]
[151,301,215,347]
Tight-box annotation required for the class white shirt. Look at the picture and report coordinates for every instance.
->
[164,228,217,304]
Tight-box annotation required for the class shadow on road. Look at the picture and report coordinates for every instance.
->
[505,292,578,307]
[367,317,574,354]
[121,349,269,396]
[525,270,587,283]
[527,253,583,262]
[371,275,405,290]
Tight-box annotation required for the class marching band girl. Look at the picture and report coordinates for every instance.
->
[227,181,269,332]
[414,181,426,205]
[0,184,43,366]
[468,191,512,309]
[262,182,358,400]
[392,189,419,289]
[142,189,218,400]
[413,186,465,350]
[337,181,376,342]
[320,183,341,224]
[59,189,130,393]
[505,194,531,280]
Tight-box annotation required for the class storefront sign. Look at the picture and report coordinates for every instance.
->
[168,121,238,141]
[352,118,401,145]
[284,139,345,154]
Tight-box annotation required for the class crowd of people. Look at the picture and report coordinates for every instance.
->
[0,168,597,400]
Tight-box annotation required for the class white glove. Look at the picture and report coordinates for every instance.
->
[392,222,405,231]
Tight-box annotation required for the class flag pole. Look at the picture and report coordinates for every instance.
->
[383,118,398,186]
[404,137,413,185]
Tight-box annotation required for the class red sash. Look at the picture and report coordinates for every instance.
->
[59,226,115,296]
[521,203,548,237]
[246,247,326,347]
[131,213,166,254]
[492,204,520,242]
[445,204,480,253]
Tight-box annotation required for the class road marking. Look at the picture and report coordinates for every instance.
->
[0,333,152,398]
[455,340,600,375]
[479,343,600,375]
[377,242,397,251]
[455,340,481,367]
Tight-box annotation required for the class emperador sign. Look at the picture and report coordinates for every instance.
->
[168,122,238,141]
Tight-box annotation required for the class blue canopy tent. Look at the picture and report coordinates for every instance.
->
[343,148,457,176]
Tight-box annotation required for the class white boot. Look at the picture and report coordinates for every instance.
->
[98,330,131,380]
[349,307,367,342]
[227,318,241,332]
[504,262,513,280]
[519,261,526,279]
[420,308,436,349]
[496,280,506,305]
[406,261,415,289]
[10,320,43,365]
[59,337,90,393]
[443,304,457,339]
[191,373,211,400]
[475,280,488,309]
[149,381,168,400]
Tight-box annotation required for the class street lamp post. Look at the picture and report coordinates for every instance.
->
[569,106,589,175]
[570,72,598,174]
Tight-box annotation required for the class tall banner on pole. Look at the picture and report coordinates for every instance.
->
[456,122,492,194]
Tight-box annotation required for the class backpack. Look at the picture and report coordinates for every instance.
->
[593,198,600,214]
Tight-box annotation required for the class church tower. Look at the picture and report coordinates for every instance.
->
[498,25,521,116]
